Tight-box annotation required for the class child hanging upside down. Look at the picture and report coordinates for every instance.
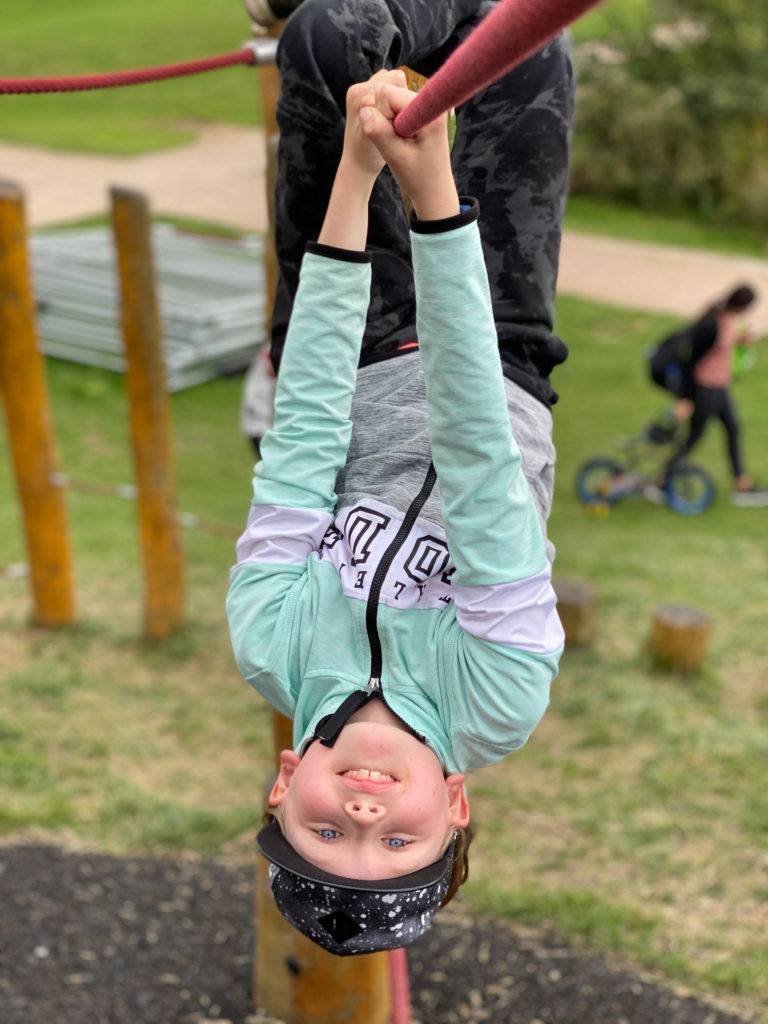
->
[228,0,573,956]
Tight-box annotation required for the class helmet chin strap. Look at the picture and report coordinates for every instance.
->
[313,689,373,748]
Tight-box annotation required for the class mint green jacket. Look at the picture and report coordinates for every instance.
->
[227,208,564,774]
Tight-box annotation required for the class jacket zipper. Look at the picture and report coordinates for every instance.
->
[365,461,438,691]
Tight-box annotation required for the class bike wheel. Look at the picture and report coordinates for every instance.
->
[664,465,716,515]
[575,458,624,506]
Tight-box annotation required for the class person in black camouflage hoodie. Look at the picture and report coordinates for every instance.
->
[257,0,574,412]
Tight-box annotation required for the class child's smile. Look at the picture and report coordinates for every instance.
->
[269,710,469,880]
[339,768,397,790]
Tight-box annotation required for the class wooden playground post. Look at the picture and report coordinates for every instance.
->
[255,713,394,1023]
[250,28,397,1022]
[0,181,76,627]
[110,186,185,641]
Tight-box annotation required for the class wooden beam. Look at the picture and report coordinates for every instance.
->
[110,186,185,640]
[0,181,76,627]
[255,852,392,1024]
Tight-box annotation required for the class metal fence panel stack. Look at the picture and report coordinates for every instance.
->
[32,225,265,391]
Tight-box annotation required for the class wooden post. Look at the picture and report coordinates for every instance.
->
[554,578,598,647]
[0,181,76,627]
[255,851,392,1024]
[110,186,185,641]
[650,604,711,674]
[255,709,392,1024]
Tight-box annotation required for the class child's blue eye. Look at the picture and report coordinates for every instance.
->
[315,828,341,840]
[384,837,409,848]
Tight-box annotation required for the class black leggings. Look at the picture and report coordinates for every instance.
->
[270,0,574,406]
[680,385,744,479]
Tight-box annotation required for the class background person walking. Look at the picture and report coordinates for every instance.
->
[665,284,767,506]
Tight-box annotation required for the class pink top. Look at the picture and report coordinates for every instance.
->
[695,316,736,388]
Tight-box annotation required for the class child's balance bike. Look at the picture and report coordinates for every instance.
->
[575,417,716,516]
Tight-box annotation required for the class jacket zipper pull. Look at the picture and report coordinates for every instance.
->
[368,675,381,692]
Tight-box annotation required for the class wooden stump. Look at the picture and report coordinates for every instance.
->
[554,578,598,647]
[649,604,711,674]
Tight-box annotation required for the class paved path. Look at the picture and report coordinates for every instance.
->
[0,124,268,235]
[2,125,767,331]
[558,231,768,333]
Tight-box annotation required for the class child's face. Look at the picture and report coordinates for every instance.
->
[269,720,469,880]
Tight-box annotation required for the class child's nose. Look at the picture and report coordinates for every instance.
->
[343,798,385,822]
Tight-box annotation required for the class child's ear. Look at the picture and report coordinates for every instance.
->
[269,750,301,807]
[445,773,470,827]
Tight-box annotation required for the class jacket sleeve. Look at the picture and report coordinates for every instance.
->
[226,246,372,714]
[411,201,563,742]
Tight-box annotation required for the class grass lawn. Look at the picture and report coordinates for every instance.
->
[0,0,263,153]
[1,290,767,1018]
[564,195,768,261]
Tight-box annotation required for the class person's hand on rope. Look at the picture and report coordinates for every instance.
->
[342,68,407,181]
[359,81,459,223]
[317,69,407,251]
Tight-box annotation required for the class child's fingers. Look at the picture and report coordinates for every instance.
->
[358,104,392,138]
[366,67,407,92]
[371,82,416,121]
[349,69,406,112]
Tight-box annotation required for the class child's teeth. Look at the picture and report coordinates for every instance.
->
[347,768,392,780]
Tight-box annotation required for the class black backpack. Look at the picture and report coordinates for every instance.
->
[648,326,694,395]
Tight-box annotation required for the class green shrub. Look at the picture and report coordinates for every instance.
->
[570,0,768,237]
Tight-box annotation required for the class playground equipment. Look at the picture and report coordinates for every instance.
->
[0,182,76,628]
[575,417,716,516]
[0,38,280,639]
[112,186,186,639]
[0,183,188,639]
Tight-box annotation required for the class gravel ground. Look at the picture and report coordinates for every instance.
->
[0,844,760,1024]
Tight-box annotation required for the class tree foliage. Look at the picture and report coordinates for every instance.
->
[571,0,768,235]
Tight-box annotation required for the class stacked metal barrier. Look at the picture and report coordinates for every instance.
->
[32,225,265,391]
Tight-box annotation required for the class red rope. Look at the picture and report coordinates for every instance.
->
[388,948,412,1024]
[394,0,604,137]
[0,48,258,95]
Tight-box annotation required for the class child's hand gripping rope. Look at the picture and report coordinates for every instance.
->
[358,80,459,223]
[317,69,414,251]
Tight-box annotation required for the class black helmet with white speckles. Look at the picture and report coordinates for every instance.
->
[256,819,454,956]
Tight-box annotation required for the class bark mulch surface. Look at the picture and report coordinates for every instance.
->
[0,844,759,1024]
